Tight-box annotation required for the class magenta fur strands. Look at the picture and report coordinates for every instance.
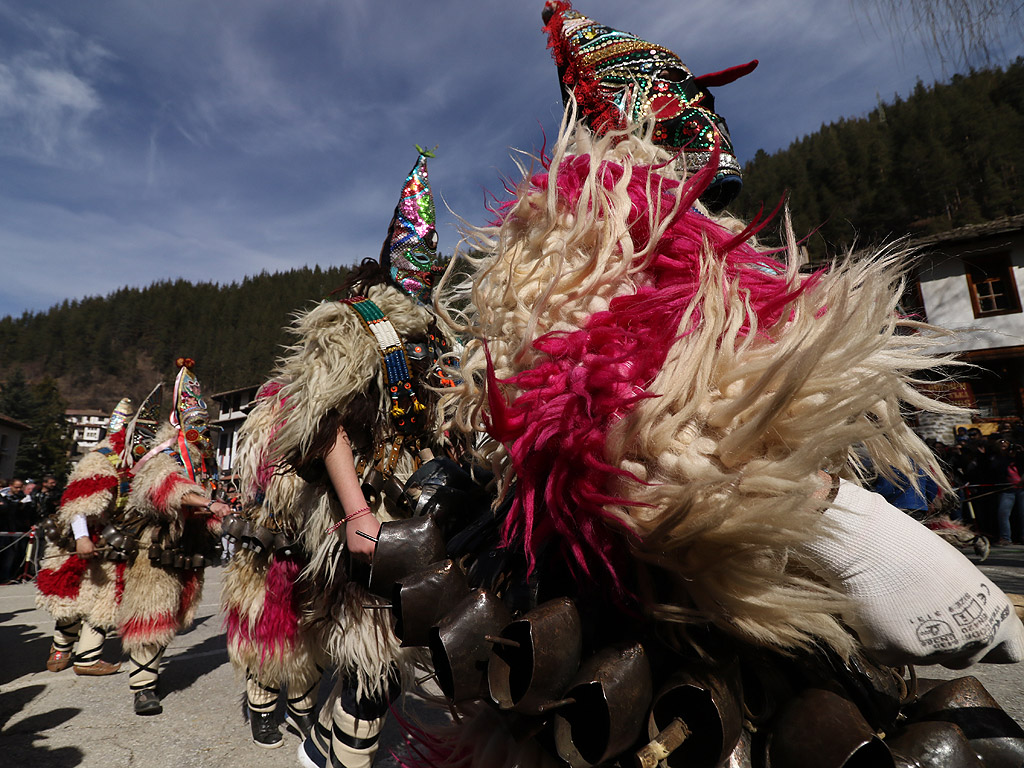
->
[488,153,821,594]
[226,556,302,662]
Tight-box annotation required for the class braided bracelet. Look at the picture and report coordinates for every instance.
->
[325,506,373,535]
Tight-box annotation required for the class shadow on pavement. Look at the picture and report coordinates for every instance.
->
[160,631,228,696]
[0,608,52,686]
[0,684,84,767]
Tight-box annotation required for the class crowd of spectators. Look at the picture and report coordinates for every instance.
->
[0,475,61,583]
[926,422,1024,545]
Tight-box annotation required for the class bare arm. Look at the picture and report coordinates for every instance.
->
[324,426,380,558]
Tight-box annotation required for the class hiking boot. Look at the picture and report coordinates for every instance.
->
[250,710,283,749]
[74,660,122,676]
[46,645,72,673]
[134,689,163,716]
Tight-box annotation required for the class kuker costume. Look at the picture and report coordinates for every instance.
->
[270,149,457,768]
[222,379,321,748]
[36,397,134,676]
[116,360,223,715]
[381,4,1024,767]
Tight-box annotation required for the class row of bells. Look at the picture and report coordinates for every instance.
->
[100,523,221,569]
[221,512,300,558]
[363,514,1024,768]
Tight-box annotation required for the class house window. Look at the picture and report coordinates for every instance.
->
[965,253,1022,318]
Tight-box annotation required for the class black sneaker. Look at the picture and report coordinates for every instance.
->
[134,689,163,716]
[250,710,283,749]
[285,710,316,738]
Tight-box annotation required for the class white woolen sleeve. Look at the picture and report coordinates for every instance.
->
[70,515,90,540]
[797,480,1024,669]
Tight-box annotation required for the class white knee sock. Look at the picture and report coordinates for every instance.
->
[128,644,166,692]
[73,622,107,667]
[330,705,385,768]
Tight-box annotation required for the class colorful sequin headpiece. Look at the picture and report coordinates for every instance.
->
[108,398,134,434]
[171,357,211,453]
[379,146,441,305]
[122,383,162,467]
[542,1,756,211]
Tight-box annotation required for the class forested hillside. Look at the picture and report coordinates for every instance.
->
[0,266,353,410]
[3,61,1023,410]
[736,58,1024,258]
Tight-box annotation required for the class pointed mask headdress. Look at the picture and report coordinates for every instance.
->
[107,397,134,435]
[542,1,756,211]
[379,145,441,304]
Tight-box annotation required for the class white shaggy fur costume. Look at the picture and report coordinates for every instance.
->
[118,422,219,705]
[222,381,322,745]
[424,119,1024,766]
[273,281,451,766]
[36,431,127,670]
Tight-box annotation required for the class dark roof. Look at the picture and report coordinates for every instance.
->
[0,412,30,431]
[210,384,261,400]
[912,214,1024,249]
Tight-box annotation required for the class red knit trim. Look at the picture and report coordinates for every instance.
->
[36,555,89,598]
[60,475,117,506]
[151,472,191,513]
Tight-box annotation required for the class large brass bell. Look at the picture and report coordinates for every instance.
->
[487,597,582,716]
[272,532,299,559]
[429,589,511,703]
[887,722,984,768]
[241,523,275,555]
[642,663,744,768]
[368,516,446,599]
[552,642,653,768]
[220,512,246,541]
[765,688,894,768]
[907,677,1024,768]
[393,559,468,647]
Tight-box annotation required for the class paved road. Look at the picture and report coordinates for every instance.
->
[2,547,1024,767]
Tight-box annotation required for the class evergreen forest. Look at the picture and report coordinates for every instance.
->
[2,61,1023,420]
[735,58,1024,258]
[0,266,354,413]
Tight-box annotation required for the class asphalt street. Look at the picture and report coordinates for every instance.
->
[2,547,1024,767]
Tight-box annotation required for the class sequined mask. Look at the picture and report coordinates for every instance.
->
[380,146,440,305]
[544,1,751,210]
[108,397,134,434]
[171,359,211,454]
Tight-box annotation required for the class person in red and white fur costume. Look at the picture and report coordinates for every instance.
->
[35,398,134,677]
[118,360,231,716]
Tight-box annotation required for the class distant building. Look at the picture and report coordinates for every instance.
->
[210,384,261,482]
[65,409,110,456]
[0,413,30,480]
[908,214,1024,439]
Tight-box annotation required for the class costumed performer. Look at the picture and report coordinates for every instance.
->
[117,360,231,715]
[270,147,458,768]
[414,3,1024,765]
[222,378,322,749]
[35,397,134,677]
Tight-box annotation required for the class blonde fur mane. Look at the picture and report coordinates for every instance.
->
[435,120,965,657]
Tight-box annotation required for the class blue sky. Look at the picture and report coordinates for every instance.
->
[1,0,1021,320]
